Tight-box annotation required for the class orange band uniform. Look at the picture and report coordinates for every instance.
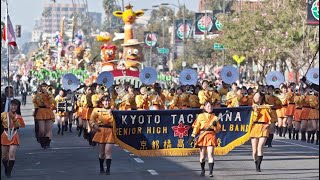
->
[189,94,200,108]
[89,108,115,144]
[286,92,295,116]
[82,94,94,120]
[135,94,150,110]
[150,93,166,110]
[210,92,221,108]
[300,95,311,120]
[198,90,211,109]
[276,93,288,118]
[250,106,271,138]
[1,112,25,145]
[32,92,55,121]
[169,94,188,110]
[294,95,304,121]
[265,94,282,123]
[191,113,221,147]
[309,95,319,120]
[119,93,137,110]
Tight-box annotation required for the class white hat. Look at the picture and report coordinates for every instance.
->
[121,39,143,47]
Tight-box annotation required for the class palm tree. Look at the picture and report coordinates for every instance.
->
[102,0,121,29]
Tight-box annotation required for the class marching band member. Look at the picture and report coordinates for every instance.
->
[250,92,271,172]
[226,87,241,107]
[81,84,95,146]
[217,81,229,97]
[198,80,211,109]
[169,87,188,109]
[275,85,288,137]
[77,88,86,137]
[300,87,312,142]
[32,83,56,149]
[118,85,137,110]
[135,86,151,110]
[307,89,318,144]
[238,87,249,106]
[89,95,115,175]
[285,83,296,139]
[150,84,166,110]
[1,99,25,178]
[247,88,255,106]
[165,88,175,109]
[55,89,68,135]
[225,83,238,107]
[293,88,304,140]
[188,85,201,108]
[188,101,221,177]
[265,85,282,147]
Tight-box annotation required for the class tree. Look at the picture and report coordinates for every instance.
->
[215,0,319,82]
[102,0,121,30]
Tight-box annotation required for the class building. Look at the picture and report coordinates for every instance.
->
[42,3,86,34]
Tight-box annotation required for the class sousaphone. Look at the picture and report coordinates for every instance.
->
[306,68,319,85]
[97,71,114,88]
[220,65,239,84]
[179,68,198,85]
[265,71,285,88]
[62,73,80,92]
[65,44,76,55]
[139,67,157,85]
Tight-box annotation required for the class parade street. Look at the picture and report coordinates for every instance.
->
[1,96,319,180]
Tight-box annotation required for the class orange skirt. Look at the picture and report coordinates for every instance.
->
[300,107,311,120]
[276,107,287,118]
[294,109,302,122]
[1,131,20,145]
[77,107,83,119]
[35,108,55,121]
[93,127,115,144]
[270,110,278,123]
[250,123,269,138]
[195,131,218,147]
[309,109,319,120]
[286,104,296,116]
[81,107,93,120]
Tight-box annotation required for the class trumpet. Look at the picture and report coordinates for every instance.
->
[146,86,155,96]
[48,85,55,95]
[98,85,107,93]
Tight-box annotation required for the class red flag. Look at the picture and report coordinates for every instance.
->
[2,15,17,47]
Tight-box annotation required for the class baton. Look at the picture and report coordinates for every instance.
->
[191,110,230,146]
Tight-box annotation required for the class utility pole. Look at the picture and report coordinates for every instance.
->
[182,3,186,70]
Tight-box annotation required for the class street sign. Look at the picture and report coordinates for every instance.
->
[158,48,169,54]
[213,43,225,50]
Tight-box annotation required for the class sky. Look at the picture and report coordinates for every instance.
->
[1,0,199,33]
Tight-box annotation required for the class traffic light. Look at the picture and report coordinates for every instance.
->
[15,25,21,38]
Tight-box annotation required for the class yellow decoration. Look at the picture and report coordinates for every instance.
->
[232,55,246,65]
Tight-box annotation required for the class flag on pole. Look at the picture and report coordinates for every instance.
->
[2,15,17,47]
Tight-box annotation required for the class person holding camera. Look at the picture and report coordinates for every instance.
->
[188,101,221,177]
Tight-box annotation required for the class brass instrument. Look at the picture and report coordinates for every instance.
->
[114,85,127,105]
[98,85,107,93]
[48,85,55,95]
[146,86,155,96]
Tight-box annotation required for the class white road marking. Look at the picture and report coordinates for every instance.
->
[123,149,130,153]
[133,158,144,163]
[274,139,319,151]
[114,144,119,147]
[35,162,40,165]
[130,154,135,156]
[148,170,159,175]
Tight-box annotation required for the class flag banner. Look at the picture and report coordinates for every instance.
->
[144,32,158,47]
[113,107,253,157]
[175,19,193,42]
[195,13,222,35]
[2,15,17,46]
[307,0,319,25]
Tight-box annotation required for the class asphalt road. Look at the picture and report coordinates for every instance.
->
[1,96,319,180]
